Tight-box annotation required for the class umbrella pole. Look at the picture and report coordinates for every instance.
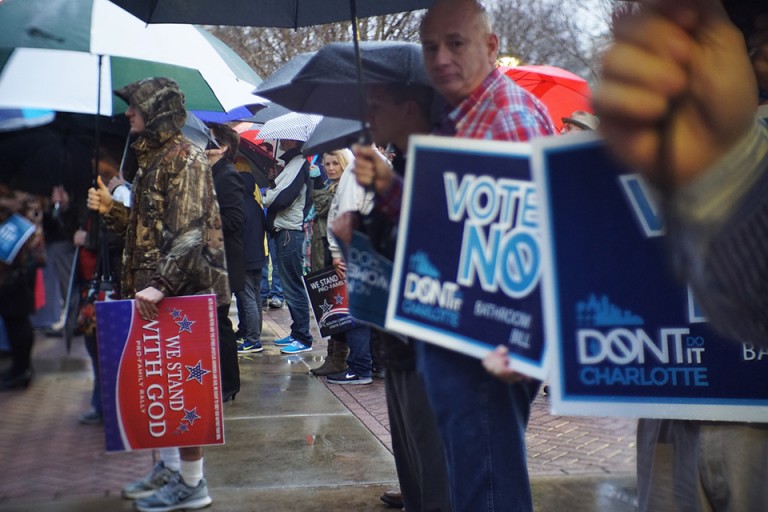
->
[63,246,80,354]
[93,55,104,185]
[349,0,371,144]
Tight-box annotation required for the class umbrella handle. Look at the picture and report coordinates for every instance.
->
[349,0,371,144]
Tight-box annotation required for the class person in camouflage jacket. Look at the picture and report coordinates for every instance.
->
[93,77,229,310]
[87,77,227,512]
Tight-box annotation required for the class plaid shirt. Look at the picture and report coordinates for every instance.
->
[376,68,555,219]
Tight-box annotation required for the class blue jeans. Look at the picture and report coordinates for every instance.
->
[339,325,372,378]
[261,235,284,301]
[273,229,312,345]
[235,269,263,342]
[415,341,540,512]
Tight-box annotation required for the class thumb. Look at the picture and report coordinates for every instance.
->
[96,175,109,192]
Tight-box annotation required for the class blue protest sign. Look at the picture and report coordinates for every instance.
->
[0,213,35,264]
[346,231,393,329]
[386,135,547,379]
[533,133,768,422]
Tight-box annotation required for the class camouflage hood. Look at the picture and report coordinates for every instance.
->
[114,77,187,149]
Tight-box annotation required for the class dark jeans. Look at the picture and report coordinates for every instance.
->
[338,326,372,378]
[260,235,283,301]
[273,230,312,345]
[386,365,452,512]
[235,269,263,342]
[416,341,540,512]
[3,314,34,378]
[217,304,240,395]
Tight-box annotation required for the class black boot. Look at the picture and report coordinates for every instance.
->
[0,368,32,391]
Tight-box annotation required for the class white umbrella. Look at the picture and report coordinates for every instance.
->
[0,0,265,115]
[257,112,322,142]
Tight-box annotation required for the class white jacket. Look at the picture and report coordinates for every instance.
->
[327,161,374,260]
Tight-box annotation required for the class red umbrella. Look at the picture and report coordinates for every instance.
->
[500,65,592,132]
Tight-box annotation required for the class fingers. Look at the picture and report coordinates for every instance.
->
[481,345,530,384]
[96,175,107,191]
[333,258,347,279]
[136,298,158,321]
[87,176,114,214]
[135,287,164,321]
[86,187,100,212]
[352,143,394,194]
[595,8,692,125]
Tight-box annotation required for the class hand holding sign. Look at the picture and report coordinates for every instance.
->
[482,345,533,384]
[595,0,756,186]
[135,286,164,321]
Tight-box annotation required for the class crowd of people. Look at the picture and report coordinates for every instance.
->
[2,0,768,511]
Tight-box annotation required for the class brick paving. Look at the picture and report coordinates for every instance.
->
[0,302,636,503]
[302,305,637,478]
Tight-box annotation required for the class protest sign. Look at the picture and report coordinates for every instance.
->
[345,231,393,329]
[386,135,548,379]
[0,213,35,264]
[95,294,225,451]
[303,266,355,337]
[533,133,768,422]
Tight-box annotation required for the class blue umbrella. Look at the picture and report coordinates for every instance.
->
[0,108,55,132]
[192,103,267,123]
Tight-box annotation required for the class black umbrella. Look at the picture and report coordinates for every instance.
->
[255,41,431,120]
[107,0,435,28]
[107,0,436,141]
[302,116,364,156]
[246,102,294,125]
[238,138,273,188]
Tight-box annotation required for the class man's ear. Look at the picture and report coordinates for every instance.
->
[487,33,499,65]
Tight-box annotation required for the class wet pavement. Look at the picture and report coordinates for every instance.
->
[0,303,639,511]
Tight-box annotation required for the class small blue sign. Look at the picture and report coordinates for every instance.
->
[534,133,768,422]
[346,231,394,329]
[386,135,548,379]
[0,213,35,264]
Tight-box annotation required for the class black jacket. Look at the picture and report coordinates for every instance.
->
[239,171,267,272]
[360,147,415,370]
[212,159,245,293]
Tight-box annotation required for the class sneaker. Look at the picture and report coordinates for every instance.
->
[273,335,294,346]
[237,340,263,353]
[268,298,284,309]
[122,461,179,500]
[327,370,373,385]
[79,409,102,425]
[261,298,269,309]
[134,473,212,512]
[280,340,312,354]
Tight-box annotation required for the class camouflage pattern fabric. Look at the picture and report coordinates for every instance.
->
[106,77,230,305]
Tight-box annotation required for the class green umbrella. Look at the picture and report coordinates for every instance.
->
[0,0,264,115]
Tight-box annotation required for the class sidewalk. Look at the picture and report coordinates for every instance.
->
[0,303,638,511]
